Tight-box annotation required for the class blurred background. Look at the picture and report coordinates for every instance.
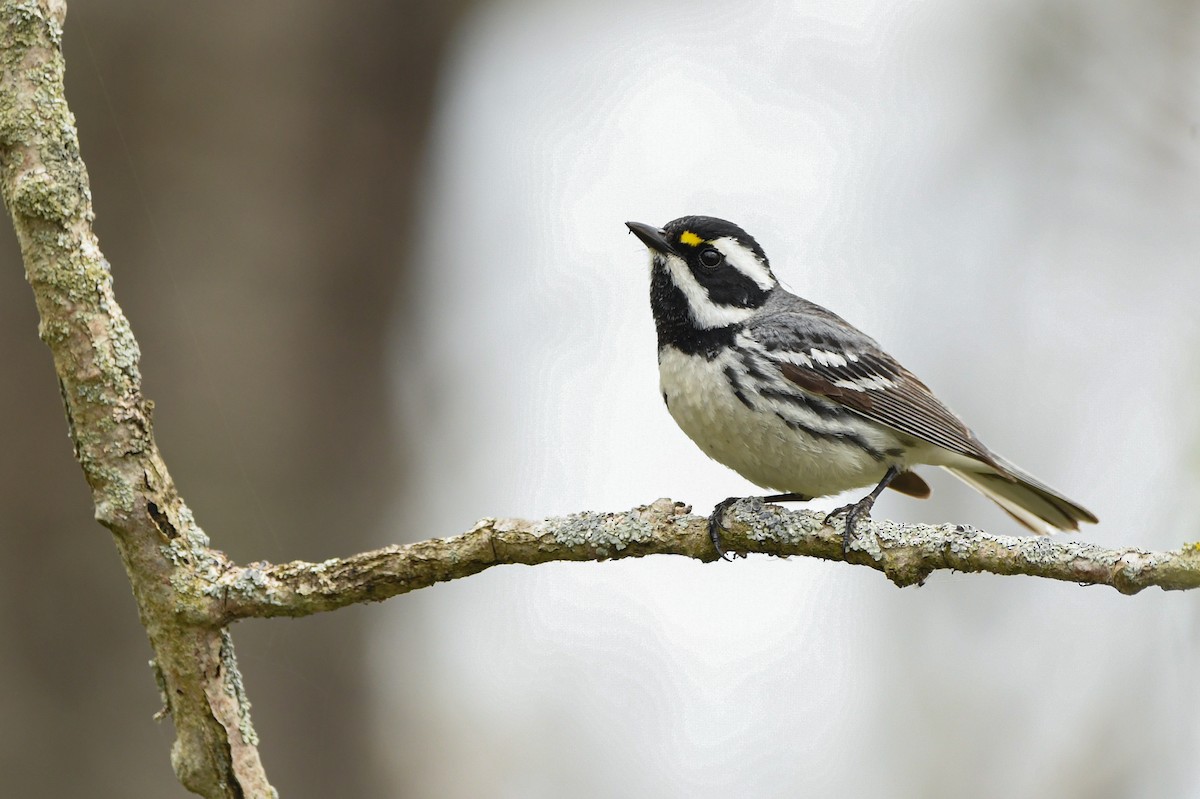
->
[2,0,1198,796]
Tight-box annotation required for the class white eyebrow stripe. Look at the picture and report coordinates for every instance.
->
[710,236,775,291]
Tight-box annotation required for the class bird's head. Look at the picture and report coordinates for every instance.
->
[627,216,776,332]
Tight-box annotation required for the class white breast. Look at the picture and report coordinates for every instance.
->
[657,345,904,498]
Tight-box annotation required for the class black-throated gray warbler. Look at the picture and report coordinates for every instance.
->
[626,215,1097,559]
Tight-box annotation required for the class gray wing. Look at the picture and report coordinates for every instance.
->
[744,295,1002,469]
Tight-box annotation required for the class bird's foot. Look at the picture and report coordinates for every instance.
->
[824,495,878,558]
[709,493,812,561]
[824,466,900,559]
[708,497,745,562]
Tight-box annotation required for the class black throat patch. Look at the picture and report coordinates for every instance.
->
[649,264,739,358]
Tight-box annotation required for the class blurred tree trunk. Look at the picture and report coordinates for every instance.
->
[0,2,471,796]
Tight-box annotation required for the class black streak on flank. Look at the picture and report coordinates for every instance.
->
[771,412,885,461]
[757,386,849,420]
[723,365,754,409]
[738,353,773,384]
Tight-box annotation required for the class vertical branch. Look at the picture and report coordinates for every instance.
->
[0,2,273,796]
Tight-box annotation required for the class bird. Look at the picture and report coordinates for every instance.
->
[625,215,1097,560]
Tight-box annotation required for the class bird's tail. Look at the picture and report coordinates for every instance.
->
[944,457,1098,535]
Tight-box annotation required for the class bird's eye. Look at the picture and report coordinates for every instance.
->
[699,248,723,268]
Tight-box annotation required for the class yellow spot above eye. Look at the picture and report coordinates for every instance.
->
[678,230,703,247]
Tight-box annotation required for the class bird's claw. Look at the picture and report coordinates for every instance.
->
[708,496,747,561]
[824,497,877,558]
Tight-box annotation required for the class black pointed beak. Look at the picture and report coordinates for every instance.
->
[626,221,677,255]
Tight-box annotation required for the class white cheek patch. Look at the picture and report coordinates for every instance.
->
[711,236,775,291]
[662,254,756,329]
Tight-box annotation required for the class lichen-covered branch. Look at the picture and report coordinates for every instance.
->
[204,497,1200,624]
[0,3,273,797]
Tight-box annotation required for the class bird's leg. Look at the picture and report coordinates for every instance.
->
[762,492,812,504]
[708,497,742,562]
[709,493,813,561]
[823,466,900,557]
